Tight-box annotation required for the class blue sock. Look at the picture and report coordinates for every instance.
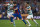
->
[10,17,13,22]
[22,19,27,24]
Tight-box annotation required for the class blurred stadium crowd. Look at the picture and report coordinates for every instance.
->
[0,0,40,19]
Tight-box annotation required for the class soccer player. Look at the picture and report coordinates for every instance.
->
[4,1,15,24]
[12,3,27,25]
[25,2,38,26]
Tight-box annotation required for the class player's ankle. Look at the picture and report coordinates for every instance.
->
[29,24,31,26]
[11,22,13,24]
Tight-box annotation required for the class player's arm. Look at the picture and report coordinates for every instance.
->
[25,8,31,10]
[3,3,10,6]
[10,4,15,10]
[14,7,18,10]
[14,8,18,10]
[3,4,8,6]
[27,8,31,10]
[10,7,13,10]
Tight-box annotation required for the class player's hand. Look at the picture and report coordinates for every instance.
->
[11,15,14,17]
[10,7,13,10]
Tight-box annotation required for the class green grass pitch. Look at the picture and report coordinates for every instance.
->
[0,20,40,27]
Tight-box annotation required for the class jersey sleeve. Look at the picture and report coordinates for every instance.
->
[8,3,10,5]
[16,6,19,9]
[27,6,31,9]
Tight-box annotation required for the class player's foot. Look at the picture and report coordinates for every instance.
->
[37,23,38,24]
[25,24,31,27]
[11,22,13,24]
[14,25,16,27]
[36,23,38,27]
[13,24,16,27]
[25,24,27,27]
[28,24,31,27]
[36,23,38,25]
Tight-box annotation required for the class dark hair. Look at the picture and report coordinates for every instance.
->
[13,2,17,4]
[11,0,13,1]
[26,2,29,4]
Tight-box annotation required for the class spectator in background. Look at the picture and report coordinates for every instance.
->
[38,6,40,16]
[20,2,24,14]
[31,1,38,16]
[0,3,7,18]
[0,3,2,14]
[20,2,26,14]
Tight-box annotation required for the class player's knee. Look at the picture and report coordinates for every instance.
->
[14,17,16,20]
[11,22,13,24]
[30,18,33,21]
[7,15,9,18]
[11,15,14,17]
[24,17,28,20]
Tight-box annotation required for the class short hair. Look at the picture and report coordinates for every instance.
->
[13,2,17,4]
[26,2,29,4]
[11,0,13,1]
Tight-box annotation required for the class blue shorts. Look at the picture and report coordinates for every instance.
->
[12,13,22,19]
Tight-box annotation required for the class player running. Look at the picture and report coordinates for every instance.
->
[4,1,15,24]
[25,2,38,26]
[12,3,27,26]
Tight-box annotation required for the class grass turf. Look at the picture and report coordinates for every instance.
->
[0,20,40,27]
